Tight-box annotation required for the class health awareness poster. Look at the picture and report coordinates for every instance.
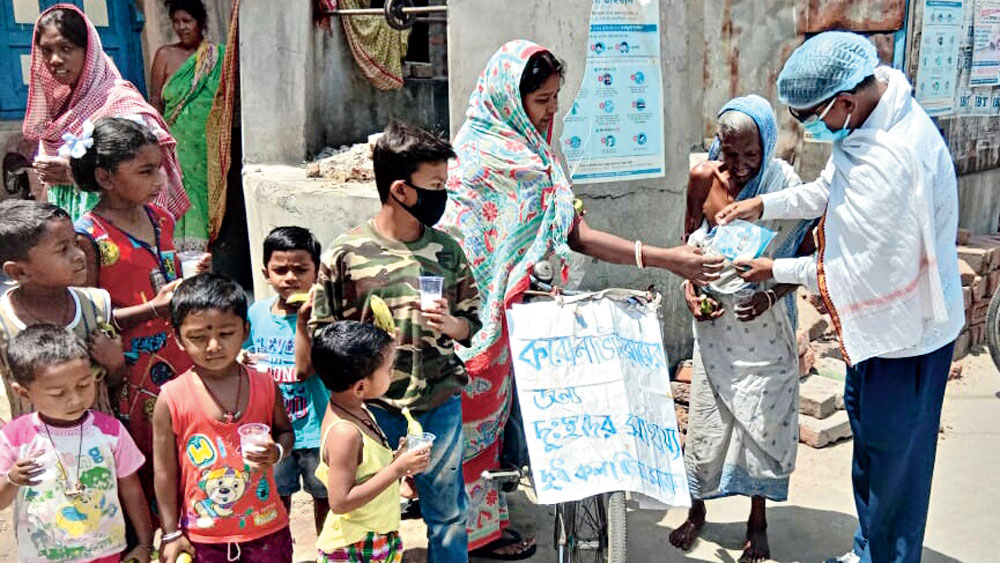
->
[561,0,665,184]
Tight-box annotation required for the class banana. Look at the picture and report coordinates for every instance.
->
[402,407,423,435]
[368,295,396,334]
[95,315,116,338]
[177,553,193,563]
[286,292,310,305]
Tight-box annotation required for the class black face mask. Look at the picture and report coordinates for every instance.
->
[394,181,448,227]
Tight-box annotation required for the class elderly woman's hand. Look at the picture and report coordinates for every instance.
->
[736,290,777,322]
[684,280,725,322]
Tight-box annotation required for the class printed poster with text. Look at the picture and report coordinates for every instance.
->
[916,0,964,115]
[560,0,665,184]
[507,293,691,507]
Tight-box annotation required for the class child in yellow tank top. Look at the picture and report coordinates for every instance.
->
[310,321,430,562]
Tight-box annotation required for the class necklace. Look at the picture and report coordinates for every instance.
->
[199,370,245,423]
[330,401,389,447]
[42,418,85,497]
[14,288,72,326]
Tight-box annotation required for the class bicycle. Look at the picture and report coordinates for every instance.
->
[481,262,633,563]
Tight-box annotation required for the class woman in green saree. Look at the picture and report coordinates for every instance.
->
[150,0,223,252]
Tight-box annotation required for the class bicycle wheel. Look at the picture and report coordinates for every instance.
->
[558,492,627,563]
[986,289,1000,371]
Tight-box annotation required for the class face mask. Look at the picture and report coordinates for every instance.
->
[801,96,852,142]
[804,112,852,142]
[394,182,448,227]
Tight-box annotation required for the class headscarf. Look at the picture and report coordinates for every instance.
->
[23,4,189,218]
[439,39,577,363]
[708,94,815,327]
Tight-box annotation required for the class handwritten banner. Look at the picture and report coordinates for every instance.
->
[507,292,691,507]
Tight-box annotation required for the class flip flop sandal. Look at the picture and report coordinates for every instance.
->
[469,528,538,561]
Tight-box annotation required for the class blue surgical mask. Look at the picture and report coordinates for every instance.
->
[804,112,852,141]
[800,96,852,142]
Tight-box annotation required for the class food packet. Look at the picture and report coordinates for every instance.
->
[703,219,777,262]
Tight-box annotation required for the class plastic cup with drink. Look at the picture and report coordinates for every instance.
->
[406,431,435,453]
[178,251,207,279]
[418,276,444,311]
[238,423,271,464]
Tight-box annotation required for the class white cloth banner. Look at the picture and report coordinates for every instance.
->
[507,291,691,507]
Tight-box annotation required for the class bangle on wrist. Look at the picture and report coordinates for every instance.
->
[634,240,645,269]
[161,530,184,544]
[5,472,21,487]
[146,300,160,319]
[275,442,285,463]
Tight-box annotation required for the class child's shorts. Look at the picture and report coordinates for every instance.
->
[318,531,403,563]
[190,526,293,562]
[274,447,328,498]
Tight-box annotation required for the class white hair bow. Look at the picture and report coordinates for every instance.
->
[58,119,95,159]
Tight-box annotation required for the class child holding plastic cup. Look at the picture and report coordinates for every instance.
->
[312,321,430,562]
[0,326,153,563]
[153,273,294,562]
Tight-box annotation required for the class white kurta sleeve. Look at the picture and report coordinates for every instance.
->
[772,256,819,293]
[760,157,834,221]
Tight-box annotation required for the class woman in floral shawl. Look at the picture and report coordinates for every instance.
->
[150,0,225,251]
[441,39,723,558]
[24,4,188,222]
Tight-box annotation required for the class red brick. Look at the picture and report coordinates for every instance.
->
[971,302,990,324]
[970,323,987,348]
[988,270,1000,295]
[949,362,964,381]
[963,286,973,310]
[958,247,991,275]
[973,276,988,302]
[674,361,692,384]
[799,345,816,377]
[799,411,853,448]
[959,259,976,286]
[957,228,972,246]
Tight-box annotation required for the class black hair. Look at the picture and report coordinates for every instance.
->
[847,74,878,94]
[165,0,208,31]
[0,200,71,263]
[6,324,89,386]
[263,226,322,268]
[312,321,393,393]
[170,272,248,330]
[35,8,88,49]
[70,117,159,193]
[372,121,456,203]
[520,50,565,98]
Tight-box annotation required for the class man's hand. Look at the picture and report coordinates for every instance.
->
[422,299,469,341]
[734,257,775,283]
[715,196,764,226]
[660,246,724,285]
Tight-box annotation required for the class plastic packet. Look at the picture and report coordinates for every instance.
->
[703,219,777,262]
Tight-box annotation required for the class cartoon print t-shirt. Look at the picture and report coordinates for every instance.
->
[0,411,144,563]
[245,297,329,450]
[160,367,289,543]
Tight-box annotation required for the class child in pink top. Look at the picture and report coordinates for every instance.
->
[153,273,294,563]
[0,325,152,563]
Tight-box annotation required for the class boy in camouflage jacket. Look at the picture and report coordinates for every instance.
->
[304,121,480,562]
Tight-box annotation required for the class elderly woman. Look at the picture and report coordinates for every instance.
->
[441,40,723,559]
[24,4,187,221]
[669,95,815,563]
[150,0,225,251]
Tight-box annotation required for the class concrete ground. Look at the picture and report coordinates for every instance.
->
[2,352,998,562]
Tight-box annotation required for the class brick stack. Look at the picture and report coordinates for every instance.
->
[798,375,852,448]
[954,231,1000,359]
[671,361,692,447]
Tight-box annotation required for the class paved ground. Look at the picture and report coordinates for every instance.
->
[3,352,998,562]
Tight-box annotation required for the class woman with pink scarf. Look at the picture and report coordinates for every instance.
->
[24,4,188,222]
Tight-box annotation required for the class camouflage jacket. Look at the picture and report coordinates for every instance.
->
[311,220,482,413]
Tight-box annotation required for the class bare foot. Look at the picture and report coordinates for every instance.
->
[740,523,770,562]
[669,500,705,551]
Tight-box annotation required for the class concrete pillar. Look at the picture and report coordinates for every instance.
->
[239,0,313,164]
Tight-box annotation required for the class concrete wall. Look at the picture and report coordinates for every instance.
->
[243,166,381,300]
[447,0,705,364]
[240,4,450,165]
[958,169,1000,234]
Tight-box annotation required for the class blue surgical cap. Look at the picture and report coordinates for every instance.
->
[777,31,879,109]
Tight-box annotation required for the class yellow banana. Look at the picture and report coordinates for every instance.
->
[286,292,309,305]
[369,295,396,334]
[402,408,423,435]
[177,553,193,563]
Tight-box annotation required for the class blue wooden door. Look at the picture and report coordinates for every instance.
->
[0,0,146,120]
